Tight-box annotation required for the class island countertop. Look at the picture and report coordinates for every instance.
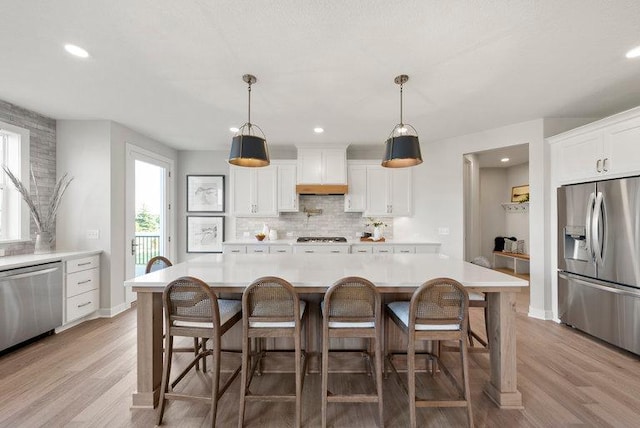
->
[126,252,527,293]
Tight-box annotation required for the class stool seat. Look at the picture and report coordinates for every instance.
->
[174,299,242,328]
[249,301,307,327]
[468,291,485,301]
[387,301,460,331]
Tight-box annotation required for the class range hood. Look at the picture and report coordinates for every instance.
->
[296,184,348,195]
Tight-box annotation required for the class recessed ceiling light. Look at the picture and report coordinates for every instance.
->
[64,44,89,58]
[501,157,510,162]
[314,127,324,134]
[229,127,239,133]
[626,45,640,59]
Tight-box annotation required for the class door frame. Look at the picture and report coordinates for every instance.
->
[125,143,175,305]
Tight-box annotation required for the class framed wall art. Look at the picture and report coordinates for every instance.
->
[187,175,225,212]
[511,184,530,203]
[186,216,224,253]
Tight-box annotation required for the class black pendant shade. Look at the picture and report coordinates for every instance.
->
[228,74,270,167]
[382,74,423,168]
[229,134,270,167]
[382,135,423,168]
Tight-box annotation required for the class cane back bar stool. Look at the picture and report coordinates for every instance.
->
[157,276,242,427]
[146,257,207,369]
[468,292,489,350]
[386,277,473,428]
[321,277,384,428]
[238,276,308,428]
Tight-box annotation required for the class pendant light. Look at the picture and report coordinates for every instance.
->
[229,74,270,167]
[381,74,423,168]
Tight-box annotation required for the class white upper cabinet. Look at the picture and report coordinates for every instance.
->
[344,162,367,212]
[550,107,640,184]
[365,165,412,217]
[273,160,299,212]
[230,165,278,217]
[296,147,347,184]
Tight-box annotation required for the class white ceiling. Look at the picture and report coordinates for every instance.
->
[473,144,529,168]
[1,1,640,151]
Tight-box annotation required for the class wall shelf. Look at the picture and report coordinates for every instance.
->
[501,202,529,212]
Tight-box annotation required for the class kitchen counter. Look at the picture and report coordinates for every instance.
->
[127,252,526,410]
[223,239,441,246]
[0,250,102,271]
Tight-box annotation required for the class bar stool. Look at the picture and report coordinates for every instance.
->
[321,277,383,428]
[238,276,308,428]
[146,256,206,368]
[157,276,242,427]
[386,278,473,428]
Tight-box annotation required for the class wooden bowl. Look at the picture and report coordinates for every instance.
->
[255,234,266,241]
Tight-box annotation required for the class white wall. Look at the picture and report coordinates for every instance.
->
[505,163,530,253]
[479,168,508,260]
[57,120,177,315]
[176,150,230,262]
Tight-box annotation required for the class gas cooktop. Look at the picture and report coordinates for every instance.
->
[296,237,347,243]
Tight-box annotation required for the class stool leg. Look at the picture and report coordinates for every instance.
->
[157,334,173,425]
[238,333,250,428]
[407,336,417,428]
[194,337,201,370]
[211,336,221,428]
[321,325,329,428]
[460,338,474,428]
[295,329,302,428]
[374,330,384,427]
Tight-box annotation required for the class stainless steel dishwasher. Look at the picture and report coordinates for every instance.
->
[0,261,63,352]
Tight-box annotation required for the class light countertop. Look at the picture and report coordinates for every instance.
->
[126,253,526,293]
[0,250,102,271]
[223,239,441,246]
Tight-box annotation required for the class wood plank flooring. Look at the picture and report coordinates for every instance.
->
[1,291,639,427]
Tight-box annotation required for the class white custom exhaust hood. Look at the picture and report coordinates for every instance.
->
[296,145,348,195]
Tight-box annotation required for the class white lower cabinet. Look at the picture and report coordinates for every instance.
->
[223,245,247,254]
[352,246,372,254]
[65,255,100,323]
[293,245,350,254]
[269,245,292,254]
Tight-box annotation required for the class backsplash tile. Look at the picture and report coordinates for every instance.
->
[235,195,393,240]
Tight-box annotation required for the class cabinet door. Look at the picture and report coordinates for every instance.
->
[389,168,412,216]
[345,164,367,212]
[277,163,299,212]
[323,149,347,184]
[556,131,603,183]
[246,245,269,254]
[605,116,640,177]
[230,167,254,216]
[366,166,389,216]
[297,149,323,183]
[254,167,278,216]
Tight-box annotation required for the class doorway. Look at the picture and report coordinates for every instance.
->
[125,144,174,305]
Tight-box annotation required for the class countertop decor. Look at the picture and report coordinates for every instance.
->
[2,165,73,254]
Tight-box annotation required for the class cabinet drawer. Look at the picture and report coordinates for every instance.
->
[394,245,416,254]
[67,289,99,322]
[372,247,393,254]
[67,268,99,298]
[352,246,373,254]
[269,245,292,254]
[293,245,350,254]
[247,246,269,254]
[67,255,99,274]
[415,244,440,254]
[223,245,246,254]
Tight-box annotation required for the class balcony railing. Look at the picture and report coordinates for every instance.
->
[135,234,160,265]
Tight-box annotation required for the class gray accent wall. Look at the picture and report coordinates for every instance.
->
[0,99,56,255]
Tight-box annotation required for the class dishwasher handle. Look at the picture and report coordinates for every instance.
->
[0,262,62,280]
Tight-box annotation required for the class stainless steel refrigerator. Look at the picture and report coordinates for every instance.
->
[558,176,640,355]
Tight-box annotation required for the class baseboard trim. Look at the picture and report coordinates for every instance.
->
[98,303,129,318]
[528,306,553,320]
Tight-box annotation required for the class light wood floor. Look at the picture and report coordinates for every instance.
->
[1,291,639,427]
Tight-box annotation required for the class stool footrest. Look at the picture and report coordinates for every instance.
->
[327,394,380,403]
[245,394,296,402]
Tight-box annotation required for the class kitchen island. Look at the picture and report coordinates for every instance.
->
[126,252,528,410]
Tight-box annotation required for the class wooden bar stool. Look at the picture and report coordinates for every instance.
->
[321,277,384,428]
[157,276,242,427]
[146,257,206,368]
[238,276,308,428]
[468,292,489,350]
[386,277,473,428]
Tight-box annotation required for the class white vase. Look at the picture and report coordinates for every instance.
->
[373,226,383,241]
[34,231,53,254]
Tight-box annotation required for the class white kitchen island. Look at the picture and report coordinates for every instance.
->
[126,253,528,410]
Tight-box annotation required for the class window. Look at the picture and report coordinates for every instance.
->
[0,121,30,242]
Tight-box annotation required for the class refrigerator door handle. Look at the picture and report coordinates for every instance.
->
[585,192,596,261]
[559,272,640,298]
[592,191,605,265]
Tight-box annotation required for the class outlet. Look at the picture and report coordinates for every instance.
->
[286,232,294,237]
[438,227,450,235]
[87,229,100,239]
[243,231,250,237]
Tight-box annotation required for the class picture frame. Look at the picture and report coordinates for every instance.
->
[187,216,224,253]
[187,175,225,212]
[511,184,530,203]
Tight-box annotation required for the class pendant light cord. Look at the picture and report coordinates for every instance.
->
[247,80,252,130]
[399,82,404,126]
